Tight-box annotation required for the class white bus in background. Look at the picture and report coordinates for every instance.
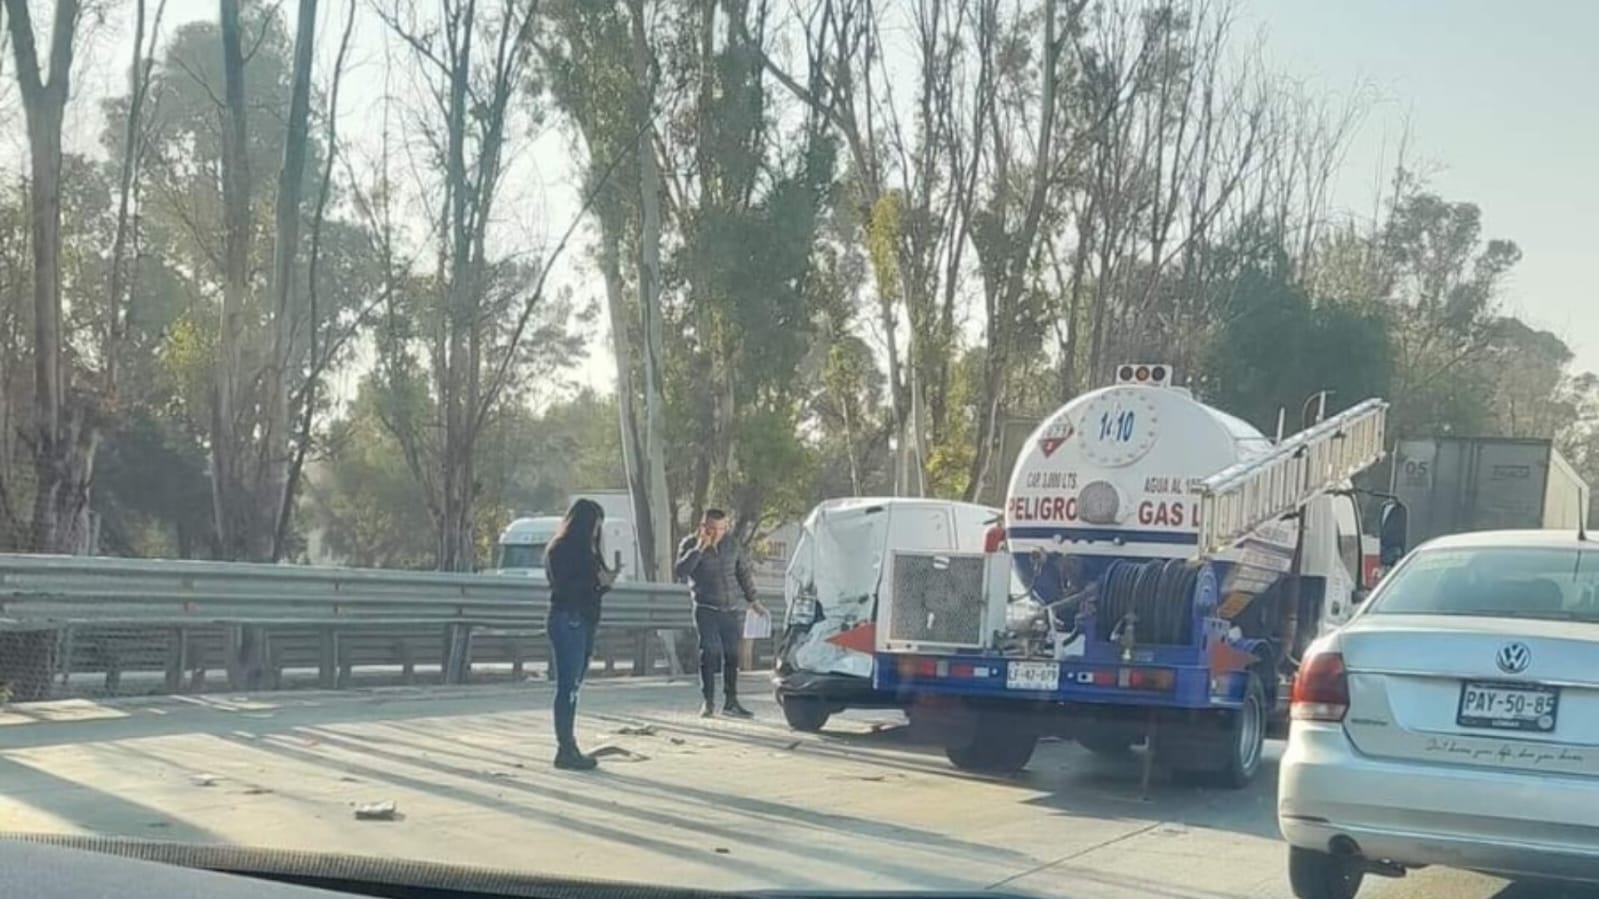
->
[490,490,644,580]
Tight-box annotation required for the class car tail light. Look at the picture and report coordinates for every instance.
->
[1291,652,1349,722]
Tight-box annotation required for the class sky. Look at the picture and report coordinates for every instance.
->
[6,0,1598,390]
[1246,0,1599,372]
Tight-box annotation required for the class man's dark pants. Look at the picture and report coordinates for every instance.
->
[693,605,743,702]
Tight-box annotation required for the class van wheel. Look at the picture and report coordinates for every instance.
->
[945,711,1037,774]
[1288,847,1364,899]
[778,695,831,732]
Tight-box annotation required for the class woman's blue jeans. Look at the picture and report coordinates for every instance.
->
[548,608,595,748]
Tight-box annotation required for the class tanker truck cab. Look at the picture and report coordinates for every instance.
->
[492,516,562,578]
[871,364,1390,786]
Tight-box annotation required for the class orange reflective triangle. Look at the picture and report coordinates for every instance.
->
[825,621,877,655]
[1207,637,1256,675]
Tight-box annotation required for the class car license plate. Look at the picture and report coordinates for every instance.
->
[1457,680,1560,732]
[1006,661,1060,692]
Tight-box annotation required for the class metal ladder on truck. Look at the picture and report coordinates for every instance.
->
[1196,399,1388,555]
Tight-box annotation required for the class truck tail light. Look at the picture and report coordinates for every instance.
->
[984,524,1006,553]
[1291,651,1349,722]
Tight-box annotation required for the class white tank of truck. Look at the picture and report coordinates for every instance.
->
[1006,364,1291,573]
[1000,364,1376,650]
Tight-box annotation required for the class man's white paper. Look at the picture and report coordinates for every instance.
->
[743,608,773,639]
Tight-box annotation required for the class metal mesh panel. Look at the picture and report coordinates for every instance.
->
[887,553,988,646]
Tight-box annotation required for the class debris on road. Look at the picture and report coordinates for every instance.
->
[353,800,399,821]
[614,724,658,737]
[668,737,686,745]
[338,776,362,783]
[191,773,220,787]
[713,847,730,855]
[241,786,274,795]
[590,745,649,762]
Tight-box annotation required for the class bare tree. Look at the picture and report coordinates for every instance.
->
[4,0,84,552]
[273,0,358,559]
[211,0,255,559]
[375,0,596,571]
[962,0,1074,501]
[625,0,673,580]
[262,0,321,560]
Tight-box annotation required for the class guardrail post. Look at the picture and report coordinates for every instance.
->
[165,627,189,693]
[266,633,283,690]
[57,625,74,689]
[443,623,473,684]
[318,628,339,689]
[398,639,415,684]
[226,625,271,691]
[339,639,353,688]
[631,632,652,676]
[509,635,526,679]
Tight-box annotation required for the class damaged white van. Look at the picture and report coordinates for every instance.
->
[774,497,1002,732]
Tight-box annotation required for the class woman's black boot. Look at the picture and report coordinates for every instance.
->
[554,742,598,771]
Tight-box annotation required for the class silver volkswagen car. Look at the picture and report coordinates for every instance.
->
[1279,530,1599,899]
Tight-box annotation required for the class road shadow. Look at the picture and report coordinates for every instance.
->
[650,708,1286,844]
[0,685,554,751]
[285,723,1016,888]
[205,729,831,888]
[4,678,1281,852]
[0,754,223,845]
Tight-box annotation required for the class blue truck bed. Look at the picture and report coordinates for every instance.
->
[871,638,1254,710]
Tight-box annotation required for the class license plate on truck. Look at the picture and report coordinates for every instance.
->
[1457,680,1560,732]
[1006,661,1059,692]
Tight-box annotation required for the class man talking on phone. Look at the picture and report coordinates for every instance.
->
[675,509,767,718]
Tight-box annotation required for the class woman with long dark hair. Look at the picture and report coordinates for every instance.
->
[544,498,615,770]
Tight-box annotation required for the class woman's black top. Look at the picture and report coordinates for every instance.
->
[546,538,610,625]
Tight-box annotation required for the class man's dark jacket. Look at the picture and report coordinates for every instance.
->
[674,536,758,610]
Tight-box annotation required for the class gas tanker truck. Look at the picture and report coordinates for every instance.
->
[867,363,1398,787]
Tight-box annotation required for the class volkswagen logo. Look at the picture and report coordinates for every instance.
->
[1496,642,1532,674]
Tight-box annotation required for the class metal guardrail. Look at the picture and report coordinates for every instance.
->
[0,554,691,627]
[0,555,760,703]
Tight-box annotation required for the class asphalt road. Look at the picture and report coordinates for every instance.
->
[1,677,1594,899]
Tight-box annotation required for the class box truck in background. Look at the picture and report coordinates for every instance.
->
[1391,437,1590,546]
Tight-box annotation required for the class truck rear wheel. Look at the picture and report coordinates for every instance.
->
[944,710,1038,774]
[1160,674,1266,789]
[778,695,832,732]
[1216,673,1268,788]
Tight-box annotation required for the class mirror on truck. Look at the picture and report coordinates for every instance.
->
[1379,500,1408,566]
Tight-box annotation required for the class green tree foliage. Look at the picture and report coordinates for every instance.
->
[1201,266,1391,433]
[306,386,625,569]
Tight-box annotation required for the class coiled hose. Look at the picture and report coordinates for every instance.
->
[1095,558,1203,645]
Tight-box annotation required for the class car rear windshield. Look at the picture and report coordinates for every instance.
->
[1371,546,1599,623]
